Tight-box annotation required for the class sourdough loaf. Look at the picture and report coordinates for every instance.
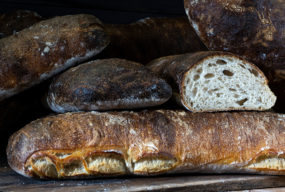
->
[0,10,42,38]
[47,59,172,113]
[184,0,285,111]
[184,0,285,77]
[0,14,109,101]
[147,51,276,112]
[7,110,285,178]
[98,17,207,64]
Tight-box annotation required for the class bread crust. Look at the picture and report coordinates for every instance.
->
[98,17,207,64]
[147,51,272,112]
[7,110,285,178]
[184,0,285,76]
[47,58,172,112]
[0,10,42,38]
[0,14,109,101]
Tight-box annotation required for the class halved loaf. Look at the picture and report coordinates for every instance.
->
[47,58,172,113]
[0,14,109,101]
[147,51,276,112]
[7,110,285,178]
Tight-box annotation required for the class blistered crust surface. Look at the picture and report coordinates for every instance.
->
[7,110,285,178]
[47,59,172,113]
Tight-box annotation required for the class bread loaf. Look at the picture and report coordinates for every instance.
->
[98,17,207,64]
[0,14,109,101]
[47,58,172,113]
[147,51,276,112]
[184,0,285,77]
[7,110,285,178]
[184,0,285,111]
[0,10,42,38]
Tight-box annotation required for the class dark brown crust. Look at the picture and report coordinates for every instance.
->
[0,14,109,101]
[184,0,285,111]
[0,10,42,38]
[7,110,285,178]
[184,0,285,75]
[147,51,269,111]
[47,58,172,112]
[98,17,207,64]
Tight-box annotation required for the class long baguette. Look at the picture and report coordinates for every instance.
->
[7,110,285,178]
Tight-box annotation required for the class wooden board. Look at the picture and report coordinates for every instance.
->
[1,165,285,192]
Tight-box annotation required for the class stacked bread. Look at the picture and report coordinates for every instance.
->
[1,3,285,179]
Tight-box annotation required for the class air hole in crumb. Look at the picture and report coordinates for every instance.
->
[239,64,246,69]
[216,59,227,65]
[236,84,240,88]
[192,87,197,97]
[216,93,222,97]
[223,70,234,76]
[234,94,239,98]
[236,98,248,106]
[208,63,216,67]
[194,75,200,81]
[203,88,208,92]
[249,69,259,77]
[209,88,219,94]
[204,73,215,79]
[196,68,203,74]
[258,98,262,102]
[229,88,237,92]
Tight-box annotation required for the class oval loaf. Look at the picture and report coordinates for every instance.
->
[99,17,207,64]
[7,110,285,178]
[0,14,109,101]
[47,58,172,113]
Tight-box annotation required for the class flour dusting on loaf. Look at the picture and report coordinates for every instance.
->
[7,110,285,178]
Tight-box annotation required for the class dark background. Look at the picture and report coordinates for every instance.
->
[0,0,186,23]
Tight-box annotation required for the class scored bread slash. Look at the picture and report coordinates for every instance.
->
[0,14,109,101]
[6,110,285,178]
[147,51,276,112]
[46,58,172,113]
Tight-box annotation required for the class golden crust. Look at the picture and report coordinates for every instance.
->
[7,110,285,178]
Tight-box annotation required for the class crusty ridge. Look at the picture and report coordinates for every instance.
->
[7,110,285,178]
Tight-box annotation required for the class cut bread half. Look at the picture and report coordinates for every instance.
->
[147,51,276,112]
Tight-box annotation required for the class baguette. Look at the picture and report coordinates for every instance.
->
[98,17,207,64]
[7,110,285,178]
[0,14,109,101]
[147,51,276,112]
[0,10,42,38]
[47,58,172,113]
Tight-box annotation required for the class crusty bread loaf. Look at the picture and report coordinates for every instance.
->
[147,51,276,112]
[184,0,285,112]
[184,0,285,77]
[47,58,172,113]
[7,110,285,178]
[98,17,207,64]
[0,10,42,38]
[0,14,109,101]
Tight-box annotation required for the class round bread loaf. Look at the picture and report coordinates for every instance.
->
[184,0,285,76]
